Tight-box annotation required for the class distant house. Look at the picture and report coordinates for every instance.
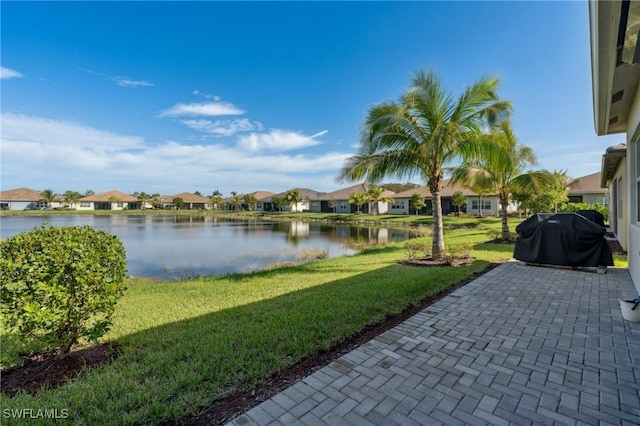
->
[0,188,63,210]
[169,192,211,210]
[567,172,608,205]
[390,180,516,216]
[589,0,640,291]
[257,188,322,212]
[77,190,139,211]
[319,184,394,214]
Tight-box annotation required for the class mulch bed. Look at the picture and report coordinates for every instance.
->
[2,263,500,425]
[1,343,120,396]
[399,257,475,267]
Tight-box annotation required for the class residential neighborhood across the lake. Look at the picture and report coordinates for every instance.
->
[0,171,607,216]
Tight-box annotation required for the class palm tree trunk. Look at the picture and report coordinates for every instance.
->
[431,191,446,258]
[500,198,510,240]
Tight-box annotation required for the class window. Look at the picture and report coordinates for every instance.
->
[116,202,124,208]
[471,200,491,210]
[257,202,263,209]
[80,202,90,208]
[338,201,348,209]
[592,197,608,206]
[391,201,405,209]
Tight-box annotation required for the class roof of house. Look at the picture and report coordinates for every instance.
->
[0,187,45,201]
[80,190,138,202]
[393,180,483,199]
[567,172,606,194]
[258,188,324,202]
[320,183,394,201]
[172,192,211,203]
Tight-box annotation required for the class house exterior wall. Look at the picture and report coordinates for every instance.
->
[0,201,38,210]
[624,81,640,292]
[607,158,628,251]
[389,199,410,215]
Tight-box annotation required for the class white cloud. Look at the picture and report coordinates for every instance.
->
[192,90,220,101]
[160,101,245,117]
[1,66,23,79]
[1,112,146,151]
[180,118,263,137]
[237,129,328,152]
[0,112,351,195]
[112,76,154,87]
[80,68,154,88]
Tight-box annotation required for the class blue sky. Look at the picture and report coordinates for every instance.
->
[0,1,625,197]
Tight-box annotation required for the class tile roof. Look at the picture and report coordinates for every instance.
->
[393,180,484,198]
[568,172,606,194]
[0,187,45,201]
[79,190,138,202]
[172,192,211,203]
[320,183,393,200]
[258,188,324,201]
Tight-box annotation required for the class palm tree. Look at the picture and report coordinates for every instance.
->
[63,190,82,209]
[366,185,394,215]
[40,189,57,209]
[449,121,538,240]
[136,191,149,210]
[348,191,368,214]
[285,189,302,212]
[339,69,511,257]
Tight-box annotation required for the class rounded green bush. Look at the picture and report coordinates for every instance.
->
[0,225,127,354]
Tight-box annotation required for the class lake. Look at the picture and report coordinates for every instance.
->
[0,215,413,279]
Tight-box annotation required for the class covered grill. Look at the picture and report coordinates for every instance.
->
[514,213,613,268]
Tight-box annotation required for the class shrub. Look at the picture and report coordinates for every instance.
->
[0,225,127,354]
[404,240,430,260]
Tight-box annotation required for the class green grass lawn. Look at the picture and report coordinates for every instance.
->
[0,215,625,424]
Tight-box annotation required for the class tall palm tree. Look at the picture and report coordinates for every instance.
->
[339,69,511,257]
[348,192,368,214]
[285,189,302,212]
[449,121,538,240]
[366,185,394,215]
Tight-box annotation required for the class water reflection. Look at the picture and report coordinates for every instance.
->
[0,215,413,279]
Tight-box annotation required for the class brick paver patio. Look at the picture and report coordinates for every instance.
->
[228,261,640,425]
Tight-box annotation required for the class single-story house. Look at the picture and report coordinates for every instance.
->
[589,0,640,291]
[567,172,609,205]
[390,180,517,216]
[166,192,211,210]
[0,188,63,210]
[77,190,140,211]
[257,189,322,212]
[318,184,394,214]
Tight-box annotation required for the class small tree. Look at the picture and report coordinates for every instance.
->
[348,191,368,214]
[451,191,467,216]
[173,197,184,210]
[271,196,285,212]
[0,226,127,354]
[328,200,337,213]
[243,194,258,211]
[410,193,426,215]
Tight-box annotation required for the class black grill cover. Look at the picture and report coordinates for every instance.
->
[576,209,606,227]
[514,213,613,267]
